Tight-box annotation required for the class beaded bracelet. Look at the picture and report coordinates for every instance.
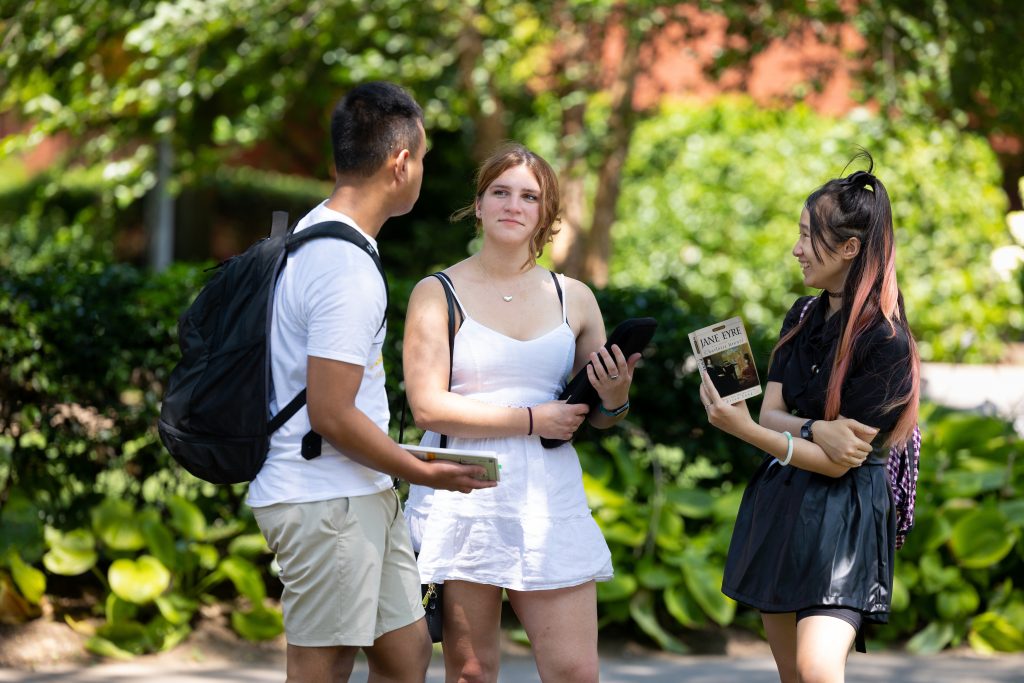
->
[598,400,630,417]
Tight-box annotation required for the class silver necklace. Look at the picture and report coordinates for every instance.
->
[477,257,527,303]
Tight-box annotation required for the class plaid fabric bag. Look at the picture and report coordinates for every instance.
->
[798,298,919,549]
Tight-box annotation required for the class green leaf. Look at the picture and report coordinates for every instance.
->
[0,490,44,563]
[155,593,198,626]
[664,487,714,518]
[596,574,637,602]
[42,527,97,576]
[227,533,270,558]
[84,635,135,660]
[628,590,689,655]
[636,557,679,590]
[679,553,735,626]
[889,573,910,612]
[968,612,1024,653]
[601,522,646,547]
[192,543,220,570]
[105,593,138,624]
[145,614,192,651]
[166,495,206,540]
[906,621,955,654]
[664,583,706,628]
[710,488,744,522]
[231,606,284,641]
[583,473,628,511]
[654,508,685,553]
[91,498,145,551]
[203,519,248,543]
[9,553,45,605]
[999,499,1024,528]
[936,583,980,621]
[97,619,153,655]
[218,556,265,602]
[108,556,171,605]
[949,508,1018,569]
[919,553,961,593]
[140,511,179,571]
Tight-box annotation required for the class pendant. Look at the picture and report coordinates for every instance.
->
[502,295,513,302]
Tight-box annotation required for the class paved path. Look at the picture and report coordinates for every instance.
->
[921,362,1024,432]
[5,650,1024,683]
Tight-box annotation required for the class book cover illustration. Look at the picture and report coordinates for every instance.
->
[688,316,762,404]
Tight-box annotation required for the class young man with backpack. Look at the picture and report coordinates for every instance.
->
[247,82,496,683]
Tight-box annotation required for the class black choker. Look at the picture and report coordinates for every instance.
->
[826,290,843,298]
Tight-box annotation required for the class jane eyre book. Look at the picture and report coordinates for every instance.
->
[688,317,762,404]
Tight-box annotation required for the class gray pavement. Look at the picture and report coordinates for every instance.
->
[4,650,1024,683]
[920,362,1024,432]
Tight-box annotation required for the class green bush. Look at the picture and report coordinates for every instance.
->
[613,97,1021,362]
[0,261,283,651]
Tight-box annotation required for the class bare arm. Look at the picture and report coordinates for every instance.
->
[306,355,495,492]
[759,382,877,466]
[403,277,586,441]
[569,280,642,429]
[700,372,850,478]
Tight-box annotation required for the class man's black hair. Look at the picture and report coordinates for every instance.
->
[330,81,424,177]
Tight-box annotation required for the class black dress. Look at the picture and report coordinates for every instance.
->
[721,295,913,623]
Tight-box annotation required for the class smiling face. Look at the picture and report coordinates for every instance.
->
[475,163,542,246]
[793,207,855,293]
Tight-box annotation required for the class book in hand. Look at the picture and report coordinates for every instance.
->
[400,444,501,482]
[688,317,762,404]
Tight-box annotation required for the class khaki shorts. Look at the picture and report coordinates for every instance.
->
[253,488,424,647]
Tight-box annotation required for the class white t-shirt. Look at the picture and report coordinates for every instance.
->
[247,202,394,507]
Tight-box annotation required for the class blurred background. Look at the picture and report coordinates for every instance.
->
[1,0,1023,666]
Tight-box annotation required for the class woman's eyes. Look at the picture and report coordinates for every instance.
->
[490,189,539,201]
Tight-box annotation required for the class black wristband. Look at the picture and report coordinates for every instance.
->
[527,406,534,436]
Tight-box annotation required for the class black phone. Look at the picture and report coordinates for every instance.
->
[540,317,657,449]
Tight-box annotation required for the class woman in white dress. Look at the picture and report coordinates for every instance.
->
[403,143,641,683]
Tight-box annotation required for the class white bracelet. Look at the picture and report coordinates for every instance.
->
[778,431,794,467]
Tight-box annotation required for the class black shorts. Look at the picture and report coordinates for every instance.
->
[795,606,863,633]
[763,606,866,652]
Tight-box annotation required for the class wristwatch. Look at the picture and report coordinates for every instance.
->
[800,419,815,442]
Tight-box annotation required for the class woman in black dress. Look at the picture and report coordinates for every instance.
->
[699,154,919,683]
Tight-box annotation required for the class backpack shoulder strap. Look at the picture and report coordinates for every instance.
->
[281,221,390,461]
[270,211,290,238]
[286,221,389,333]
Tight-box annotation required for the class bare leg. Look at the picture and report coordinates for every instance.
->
[286,644,357,683]
[363,618,432,683]
[508,582,599,683]
[761,612,798,683]
[441,581,504,683]
[795,615,856,683]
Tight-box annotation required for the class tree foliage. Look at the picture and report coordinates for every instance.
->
[612,97,1020,362]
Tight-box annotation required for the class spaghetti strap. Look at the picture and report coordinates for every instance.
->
[550,271,567,324]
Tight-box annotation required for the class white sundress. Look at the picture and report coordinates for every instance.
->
[404,272,614,591]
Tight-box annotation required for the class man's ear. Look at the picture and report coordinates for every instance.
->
[842,236,861,261]
[393,148,411,182]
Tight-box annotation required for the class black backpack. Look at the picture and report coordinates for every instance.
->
[158,212,388,484]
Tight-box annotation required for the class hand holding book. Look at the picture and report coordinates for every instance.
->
[688,317,761,405]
